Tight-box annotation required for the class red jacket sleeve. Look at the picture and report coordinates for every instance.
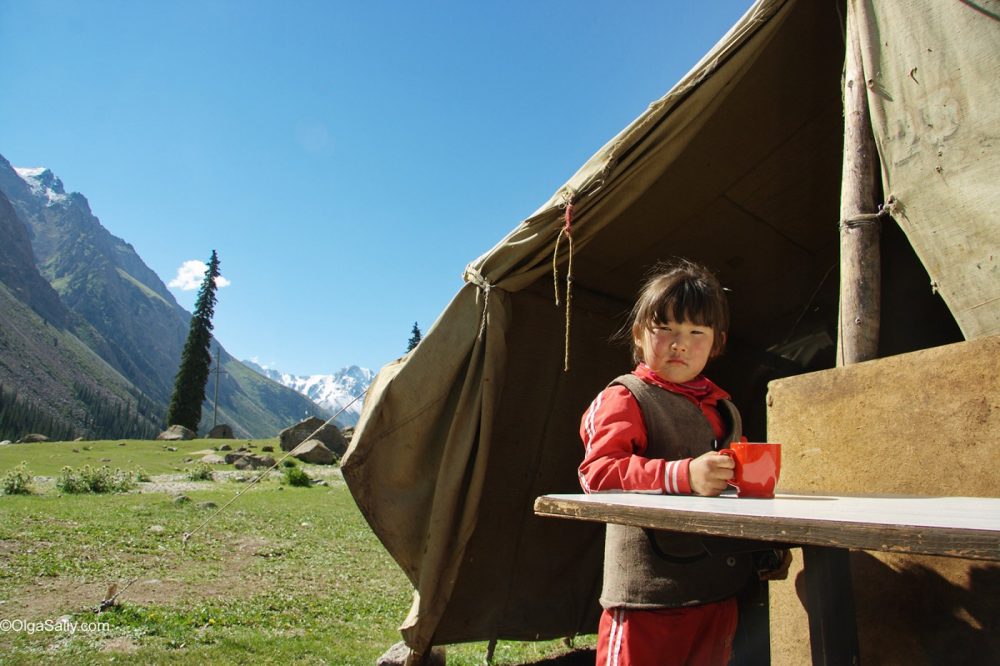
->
[578,384,692,494]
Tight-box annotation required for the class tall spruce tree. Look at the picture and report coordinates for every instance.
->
[407,321,422,352]
[166,250,222,433]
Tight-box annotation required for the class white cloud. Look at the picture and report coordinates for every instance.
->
[168,260,232,291]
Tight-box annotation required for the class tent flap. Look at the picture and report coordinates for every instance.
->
[857,0,1000,339]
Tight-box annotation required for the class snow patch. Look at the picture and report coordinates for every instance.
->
[244,361,373,427]
[13,166,69,206]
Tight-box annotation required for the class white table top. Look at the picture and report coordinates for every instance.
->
[534,491,1000,561]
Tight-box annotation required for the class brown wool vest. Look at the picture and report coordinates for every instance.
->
[600,374,753,609]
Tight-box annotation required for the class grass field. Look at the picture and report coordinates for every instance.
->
[0,439,594,664]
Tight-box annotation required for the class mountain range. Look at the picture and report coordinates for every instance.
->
[243,362,374,427]
[0,152,355,440]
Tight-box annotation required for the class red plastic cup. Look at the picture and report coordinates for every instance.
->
[719,442,781,498]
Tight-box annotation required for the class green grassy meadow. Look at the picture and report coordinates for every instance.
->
[0,440,593,664]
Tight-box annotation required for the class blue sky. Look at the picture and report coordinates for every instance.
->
[0,0,753,376]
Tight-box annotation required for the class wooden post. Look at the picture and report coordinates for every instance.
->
[837,1,882,367]
[823,3,879,662]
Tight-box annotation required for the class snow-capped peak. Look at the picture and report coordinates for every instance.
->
[14,166,69,206]
[244,360,374,427]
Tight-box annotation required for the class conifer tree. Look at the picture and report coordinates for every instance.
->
[407,321,422,352]
[166,250,222,433]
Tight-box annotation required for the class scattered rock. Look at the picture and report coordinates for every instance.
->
[173,495,191,505]
[196,501,218,510]
[118,442,127,446]
[261,445,274,452]
[164,447,178,452]
[313,479,329,487]
[157,425,195,441]
[147,525,166,534]
[279,417,347,457]
[234,455,277,471]
[292,439,336,465]
[0,440,11,446]
[183,457,193,463]
[200,454,227,465]
[224,452,249,464]
[17,433,49,443]
[377,642,446,666]
[207,424,235,439]
[219,444,233,451]
[100,458,112,462]
[72,448,79,453]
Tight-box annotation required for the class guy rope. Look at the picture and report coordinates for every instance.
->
[95,390,367,613]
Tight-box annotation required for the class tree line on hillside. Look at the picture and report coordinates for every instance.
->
[0,382,162,442]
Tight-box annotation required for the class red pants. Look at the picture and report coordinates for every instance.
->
[596,598,738,666]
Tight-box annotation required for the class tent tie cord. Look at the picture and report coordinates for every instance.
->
[552,201,575,371]
[463,265,495,340]
[839,195,896,230]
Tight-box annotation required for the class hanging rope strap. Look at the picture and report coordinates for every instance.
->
[552,201,575,371]
[463,265,495,340]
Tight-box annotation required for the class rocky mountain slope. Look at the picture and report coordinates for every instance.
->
[0,153,327,439]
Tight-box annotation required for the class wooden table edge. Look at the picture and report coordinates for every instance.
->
[533,494,1000,561]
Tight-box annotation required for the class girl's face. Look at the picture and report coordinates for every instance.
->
[634,318,716,384]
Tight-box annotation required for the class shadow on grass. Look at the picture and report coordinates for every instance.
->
[521,648,595,665]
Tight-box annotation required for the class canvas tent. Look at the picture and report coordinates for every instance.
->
[342,0,999,657]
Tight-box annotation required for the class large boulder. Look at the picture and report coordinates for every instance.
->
[292,439,336,465]
[208,424,235,439]
[17,433,49,443]
[278,417,346,457]
[377,642,445,666]
[157,425,195,441]
[224,451,250,464]
[234,454,276,470]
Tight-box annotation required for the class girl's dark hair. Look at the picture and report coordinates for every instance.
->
[624,258,730,363]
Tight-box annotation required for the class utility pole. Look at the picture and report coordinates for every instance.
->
[211,343,228,429]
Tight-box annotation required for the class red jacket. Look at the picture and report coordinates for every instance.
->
[578,363,729,495]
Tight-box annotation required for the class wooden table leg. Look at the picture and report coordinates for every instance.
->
[802,546,860,665]
[734,578,771,665]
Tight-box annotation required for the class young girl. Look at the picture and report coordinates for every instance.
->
[579,259,749,665]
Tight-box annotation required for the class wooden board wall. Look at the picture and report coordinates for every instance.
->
[766,335,1000,665]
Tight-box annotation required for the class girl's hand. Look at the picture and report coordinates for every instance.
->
[689,451,734,496]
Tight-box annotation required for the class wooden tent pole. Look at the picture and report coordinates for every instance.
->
[805,5,881,665]
[837,0,882,367]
